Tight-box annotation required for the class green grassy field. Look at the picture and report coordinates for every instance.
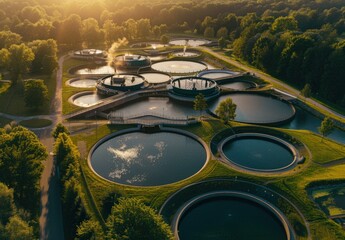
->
[71,119,345,239]
[0,75,56,116]
[19,118,52,128]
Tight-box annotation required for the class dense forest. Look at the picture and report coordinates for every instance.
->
[0,0,344,107]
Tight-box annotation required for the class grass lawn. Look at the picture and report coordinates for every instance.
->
[0,82,11,94]
[19,118,52,128]
[0,74,56,116]
[70,118,345,239]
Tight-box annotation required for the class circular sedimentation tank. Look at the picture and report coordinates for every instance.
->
[130,42,167,49]
[97,74,145,92]
[140,72,171,85]
[170,77,219,99]
[169,39,211,47]
[209,93,295,125]
[71,64,116,75]
[89,129,208,186]
[66,77,97,88]
[70,91,105,108]
[109,97,198,119]
[197,69,238,79]
[173,51,201,57]
[176,191,290,240]
[114,54,151,69]
[73,49,105,58]
[219,81,255,90]
[151,60,207,74]
[219,133,297,172]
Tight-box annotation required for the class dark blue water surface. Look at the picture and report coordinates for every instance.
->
[283,107,345,144]
[209,93,295,124]
[178,196,287,240]
[90,131,206,186]
[222,137,294,170]
[111,97,198,119]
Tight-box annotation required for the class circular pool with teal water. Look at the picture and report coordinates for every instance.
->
[219,133,297,172]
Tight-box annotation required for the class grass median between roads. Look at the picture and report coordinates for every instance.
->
[19,118,52,128]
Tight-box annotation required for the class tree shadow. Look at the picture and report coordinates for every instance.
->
[40,156,65,240]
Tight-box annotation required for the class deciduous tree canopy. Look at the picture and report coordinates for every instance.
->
[0,126,46,215]
[106,198,173,240]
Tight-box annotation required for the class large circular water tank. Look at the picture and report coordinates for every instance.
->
[114,54,151,69]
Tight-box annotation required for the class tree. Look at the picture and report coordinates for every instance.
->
[318,117,334,141]
[160,35,170,44]
[57,14,82,47]
[0,126,47,214]
[204,27,215,38]
[215,97,237,123]
[216,27,228,39]
[4,215,34,240]
[301,83,312,98]
[76,219,104,240]
[8,44,34,84]
[24,79,48,109]
[124,18,137,40]
[137,18,151,39]
[54,133,80,178]
[0,183,15,225]
[152,25,161,38]
[81,18,103,47]
[0,48,9,70]
[201,16,214,29]
[251,34,277,72]
[193,93,208,117]
[0,31,22,49]
[320,41,345,104]
[106,198,173,240]
[62,176,86,240]
[52,131,86,240]
[103,20,125,45]
[271,16,298,33]
[52,123,70,139]
[29,39,58,74]
[218,37,227,50]
[20,6,45,23]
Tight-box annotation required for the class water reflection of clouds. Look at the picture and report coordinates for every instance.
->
[147,141,167,163]
[109,168,127,179]
[107,144,143,162]
[107,144,143,179]
[126,174,146,184]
